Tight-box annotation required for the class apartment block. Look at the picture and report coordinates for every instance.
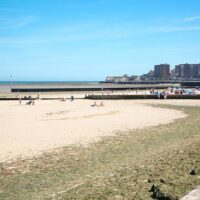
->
[154,64,170,80]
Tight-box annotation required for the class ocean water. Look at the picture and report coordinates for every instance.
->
[0,81,99,85]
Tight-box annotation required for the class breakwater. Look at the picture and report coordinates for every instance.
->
[1,94,200,101]
[100,81,200,87]
[85,94,200,100]
[10,83,178,93]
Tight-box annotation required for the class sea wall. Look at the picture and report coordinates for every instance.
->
[85,94,200,100]
[10,84,177,93]
[1,94,200,101]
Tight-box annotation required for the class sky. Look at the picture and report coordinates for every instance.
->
[1,0,200,81]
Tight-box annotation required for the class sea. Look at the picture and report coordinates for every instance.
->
[0,81,100,93]
[0,81,99,85]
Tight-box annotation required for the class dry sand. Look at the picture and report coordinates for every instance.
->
[0,99,187,162]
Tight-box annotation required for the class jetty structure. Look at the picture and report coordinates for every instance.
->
[10,82,179,93]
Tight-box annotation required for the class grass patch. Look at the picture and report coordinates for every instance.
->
[0,105,200,199]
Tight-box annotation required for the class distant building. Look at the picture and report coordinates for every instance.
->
[105,74,133,82]
[175,64,200,79]
[175,64,184,78]
[129,75,140,81]
[170,68,175,76]
[192,64,200,78]
[184,64,192,79]
[154,64,170,80]
[106,75,129,82]
[105,63,200,82]
[106,74,139,82]
[140,70,155,81]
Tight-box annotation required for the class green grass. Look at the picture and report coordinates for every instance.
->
[0,105,200,200]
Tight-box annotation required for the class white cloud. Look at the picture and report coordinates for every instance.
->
[150,25,200,33]
[0,21,138,46]
[0,16,37,30]
[184,16,200,22]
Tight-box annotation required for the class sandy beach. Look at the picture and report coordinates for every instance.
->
[0,98,189,162]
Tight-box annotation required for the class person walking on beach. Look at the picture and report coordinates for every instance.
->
[164,92,167,99]
[91,101,97,107]
[19,98,22,105]
[99,101,104,106]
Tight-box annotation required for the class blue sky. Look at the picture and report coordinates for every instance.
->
[1,0,200,81]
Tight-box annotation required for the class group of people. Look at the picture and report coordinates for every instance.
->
[149,87,200,99]
[19,98,35,105]
[26,100,35,105]
[168,87,199,95]
[156,91,168,99]
[91,101,104,107]
[59,96,74,102]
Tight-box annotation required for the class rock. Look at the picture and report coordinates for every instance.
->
[148,179,152,183]
[190,169,196,175]
[180,187,200,200]
[149,184,173,200]
[160,179,166,184]
[149,184,156,192]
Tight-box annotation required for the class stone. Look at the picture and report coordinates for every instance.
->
[180,187,200,200]
[190,169,196,175]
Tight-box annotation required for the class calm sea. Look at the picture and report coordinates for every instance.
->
[0,81,99,85]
